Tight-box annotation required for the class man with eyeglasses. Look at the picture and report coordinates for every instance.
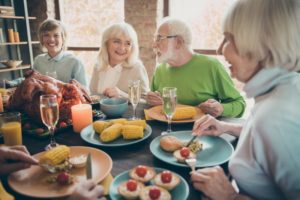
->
[146,17,246,118]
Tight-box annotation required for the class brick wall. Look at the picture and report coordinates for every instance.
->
[125,0,163,80]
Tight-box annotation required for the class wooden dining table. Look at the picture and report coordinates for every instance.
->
[0,102,239,200]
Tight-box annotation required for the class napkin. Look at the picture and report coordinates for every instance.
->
[100,173,113,195]
[144,109,153,120]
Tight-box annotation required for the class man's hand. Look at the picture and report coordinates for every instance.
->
[0,145,38,176]
[199,99,223,117]
[146,91,162,106]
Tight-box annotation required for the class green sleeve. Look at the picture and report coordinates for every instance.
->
[213,63,246,118]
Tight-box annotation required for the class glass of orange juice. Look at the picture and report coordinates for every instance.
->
[0,112,22,146]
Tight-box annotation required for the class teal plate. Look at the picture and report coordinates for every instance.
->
[80,124,152,147]
[150,131,234,168]
[109,167,189,200]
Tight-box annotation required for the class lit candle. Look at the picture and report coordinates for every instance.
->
[71,104,93,133]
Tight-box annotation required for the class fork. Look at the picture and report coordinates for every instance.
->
[185,158,197,172]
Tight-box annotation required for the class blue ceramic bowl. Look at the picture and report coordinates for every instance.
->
[100,98,128,118]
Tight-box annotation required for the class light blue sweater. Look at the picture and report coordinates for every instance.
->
[229,67,300,199]
[33,51,88,87]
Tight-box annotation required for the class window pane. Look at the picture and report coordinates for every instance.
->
[62,0,124,47]
[169,0,232,49]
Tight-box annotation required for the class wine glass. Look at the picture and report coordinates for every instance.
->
[128,80,141,120]
[162,87,177,135]
[46,71,57,79]
[40,94,59,150]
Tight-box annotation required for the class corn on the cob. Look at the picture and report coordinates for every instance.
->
[124,120,147,129]
[122,125,144,140]
[93,121,110,134]
[110,118,127,125]
[0,181,14,200]
[100,123,122,142]
[39,145,70,166]
[172,106,197,120]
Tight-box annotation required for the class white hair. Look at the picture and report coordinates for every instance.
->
[95,22,141,70]
[158,17,193,52]
[223,0,300,71]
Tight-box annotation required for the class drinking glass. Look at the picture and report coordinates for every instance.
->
[162,87,177,134]
[40,94,59,150]
[0,112,22,146]
[128,80,141,120]
[46,71,57,79]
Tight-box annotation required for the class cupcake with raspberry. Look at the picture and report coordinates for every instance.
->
[129,165,156,183]
[153,170,180,190]
[118,179,144,200]
[139,185,171,200]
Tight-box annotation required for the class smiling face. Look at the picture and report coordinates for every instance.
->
[217,32,261,83]
[107,34,132,67]
[42,28,63,57]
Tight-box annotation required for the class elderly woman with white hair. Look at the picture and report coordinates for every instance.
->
[146,17,245,118]
[89,22,149,98]
[191,0,300,199]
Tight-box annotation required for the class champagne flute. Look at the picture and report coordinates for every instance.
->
[162,87,177,135]
[40,94,59,150]
[128,80,141,120]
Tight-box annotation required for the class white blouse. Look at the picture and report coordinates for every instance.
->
[97,64,122,94]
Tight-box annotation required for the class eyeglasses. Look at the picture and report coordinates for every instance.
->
[154,35,177,43]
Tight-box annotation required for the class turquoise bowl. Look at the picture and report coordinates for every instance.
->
[100,98,128,118]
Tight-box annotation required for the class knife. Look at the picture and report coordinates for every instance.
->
[86,153,92,180]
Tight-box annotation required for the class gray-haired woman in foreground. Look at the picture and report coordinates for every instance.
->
[191,0,300,199]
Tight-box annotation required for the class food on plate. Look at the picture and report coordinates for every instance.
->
[139,185,171,200]
[172,106,197,120]
[188,140,203,153]
[129,165,156,183]
[153,170,181,191]
[100,123,123,142]
[159,136,183,152]
[93,118,148,142]
[122,125,144,140]
[7,70,91,124]
[46,172,74,185]
[124,120,147,129]
[93,121,110,134]
[110,118,128,125]
[118,179,144,200]
[39,145,72,172]
[173,147,196,163]
[69,154,87,168]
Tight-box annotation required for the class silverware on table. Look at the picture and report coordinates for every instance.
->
[185,158,197,172]
[86,153,92,179]
[186,135,197,147]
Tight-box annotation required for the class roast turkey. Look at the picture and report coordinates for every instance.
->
[7,70,91,123]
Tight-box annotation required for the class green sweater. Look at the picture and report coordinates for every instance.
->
[151,54,246,117]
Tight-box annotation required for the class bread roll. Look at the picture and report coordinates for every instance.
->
[159,136,183,152]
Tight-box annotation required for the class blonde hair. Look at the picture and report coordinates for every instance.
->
[223,0,300,71]
[158,17,193,52]
[95,22,141,70]
[38,19,67,52]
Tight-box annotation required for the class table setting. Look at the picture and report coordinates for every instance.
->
[0,81,241,200]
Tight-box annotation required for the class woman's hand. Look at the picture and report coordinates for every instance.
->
[103,87,121,98]
[199,99,223,117]
[146,91,162,106]
[0,145,38,176]
[192,114,226,137]
[190,166,237,200]
[68,179,106,200]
